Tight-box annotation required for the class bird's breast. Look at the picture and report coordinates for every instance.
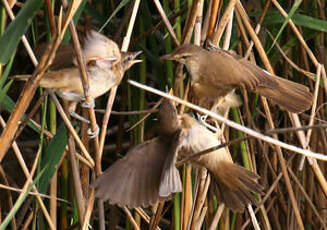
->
[87,67,117,98]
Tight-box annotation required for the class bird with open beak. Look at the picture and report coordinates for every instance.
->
[161,44,313,114]
[13,30,142,126]
[92,99,263,212]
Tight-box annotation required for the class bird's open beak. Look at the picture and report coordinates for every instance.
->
[160,54,174,61]
[132,51,143,63]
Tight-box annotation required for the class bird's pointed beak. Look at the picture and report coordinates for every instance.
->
[132,51,143,64]
[132,50,142,59]
[160,54,174,61]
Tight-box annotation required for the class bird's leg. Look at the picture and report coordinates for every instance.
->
[68,102,90,123]
[81,99,100,139]
[87,125,99,139]
[69,101,99,139]
[81,98,95,108]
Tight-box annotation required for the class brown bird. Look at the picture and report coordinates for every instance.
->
[178,114,263,212]
[91,99,183,208]
[161,45,313,113]
[14,31,142,108]
[92,99,263,212]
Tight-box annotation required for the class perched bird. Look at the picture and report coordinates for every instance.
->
[178,114,263,212]
[161,45,313,113]
[13,30,142,109]
[92,99,263,212]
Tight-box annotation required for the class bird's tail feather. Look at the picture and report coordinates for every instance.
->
[210,161,264,212]
[257,76,312,113]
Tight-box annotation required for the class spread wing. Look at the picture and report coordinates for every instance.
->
[92,138,176,208]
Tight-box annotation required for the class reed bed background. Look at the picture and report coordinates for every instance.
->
[0,0,326,229]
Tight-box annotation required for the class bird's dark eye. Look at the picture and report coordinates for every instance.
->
[126,56,132,61]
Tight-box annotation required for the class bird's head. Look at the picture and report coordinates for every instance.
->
[121,51,143,71]
[160,45,202,65]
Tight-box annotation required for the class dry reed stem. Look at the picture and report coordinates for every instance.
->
[288,168,327,229]
[49,92,95,167]
[99,86,117,160]
[49,173,57,229]
[201,0,211,43]
[150,201,164,230]
[182,0,201,44]
[128,80,327,161]
[81,190,95,230]
[268,32,315,79]
[0,116,56,229]
[153,0,179,46]
[45,0,56,35]
[208,203,225,230]
[195,206,207,230]
[0,166,17,229]
[298,64,322,169]
[289,114,327,198]
[0,0,83,160]
[235,1,306,228]
[95,0,141,228]
[247,204,261,230]
[14,91,48,146]
[135,208,161,230]
[2,147,49,228]
[67,134,86,223]
[244,0,271,59]
[182,164,193,230]
[271,0,319,67]
[241,154,296,229]
[190,169,210,230]
[123,207,140,230]
[21,211,33,230]
[321,66,327,95]
[193,0,203,45]
[208,0,220,38]
[212,0,237,45]
[65,18,101,171]
[0,183,67,202]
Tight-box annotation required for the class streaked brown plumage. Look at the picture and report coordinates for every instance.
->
[161,45,313,113]
[92,99,263,212]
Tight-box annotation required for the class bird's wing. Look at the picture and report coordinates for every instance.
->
[206,48,279,91]
[80,30,121,65]
[159,131,183,198]
[92,138,177,208]
[39,68,84,94]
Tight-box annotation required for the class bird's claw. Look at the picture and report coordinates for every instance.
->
[87,124,100,139]
[81,99,95,108]
[70,111,90,124]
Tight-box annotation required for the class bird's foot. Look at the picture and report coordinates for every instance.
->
[87,124,100,139]
[70,111,90,124]
[81,99,95,108]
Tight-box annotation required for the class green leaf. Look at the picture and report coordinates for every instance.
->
[99,0,131,32]
[0,80,13,104]
[0,0,42,64]
[263,13,327,33]
[267,0,302,53]
[0,51,16,89]
[38,123,67,194]
[0,94,39,133]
